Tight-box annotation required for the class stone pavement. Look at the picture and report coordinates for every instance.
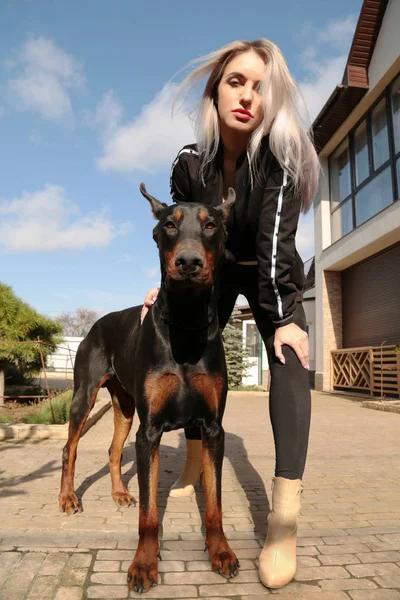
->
[1,390,400,599]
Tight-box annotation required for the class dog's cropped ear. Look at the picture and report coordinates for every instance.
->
[140,183,168,220]
[214,188,236,223]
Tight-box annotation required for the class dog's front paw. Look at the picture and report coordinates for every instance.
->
[59,491,81,515]
[112,490,137,508]
[208,536,239,579]
[127,553,158,593]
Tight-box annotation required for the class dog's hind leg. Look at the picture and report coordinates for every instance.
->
[107,379,136,507]
[127,424,161,593]
[202,423,239,579]
[59,372,110,515]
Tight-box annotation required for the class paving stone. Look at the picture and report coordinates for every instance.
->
[40,553,69,576]
[122,560,185,572]
[129,584,197,597]
[61,566,89,586]
[55,588,83,600]
[27,575,59,599]
[348,591,400,599]
[347,563,400,577]
[93,560,121,571]
[87,586,128,598]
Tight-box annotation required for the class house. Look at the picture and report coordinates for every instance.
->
[313,0,400,397]
[236,256,316,388]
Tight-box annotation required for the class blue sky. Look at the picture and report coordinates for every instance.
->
[0,0,362,319]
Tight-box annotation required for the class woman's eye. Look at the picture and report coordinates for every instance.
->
[205,222,216,230]
[229,80,240,87]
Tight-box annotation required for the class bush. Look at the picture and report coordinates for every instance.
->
[23,390,73,425]
[222,309,253,389]
[0,413,9,424]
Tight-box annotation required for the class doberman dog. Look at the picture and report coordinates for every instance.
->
[59,184,240,593]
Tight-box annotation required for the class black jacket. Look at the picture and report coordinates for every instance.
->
[169,136,305,327]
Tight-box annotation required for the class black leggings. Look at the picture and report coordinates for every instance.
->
[185,264,311,480]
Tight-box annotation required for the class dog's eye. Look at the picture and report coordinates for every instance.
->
[205,222,216,230]
[165,221,176,230]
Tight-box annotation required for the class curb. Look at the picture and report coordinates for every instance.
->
[362,399,400,414]
[0,396,111,440]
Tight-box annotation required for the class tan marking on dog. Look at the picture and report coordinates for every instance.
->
[191,373,224,414]
[173,207,183,222]
[199,209,209,222]
[144,372,180,415]
[202,442,220,532]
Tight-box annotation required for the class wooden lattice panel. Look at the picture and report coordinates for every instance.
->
[331,345,400,398]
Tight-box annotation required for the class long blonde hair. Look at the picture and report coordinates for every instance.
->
[173,39,319,213]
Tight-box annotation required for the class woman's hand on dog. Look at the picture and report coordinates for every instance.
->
[141,287,160,324]
[274,323,309,369]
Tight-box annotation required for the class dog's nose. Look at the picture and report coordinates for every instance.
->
[175,250,204,274]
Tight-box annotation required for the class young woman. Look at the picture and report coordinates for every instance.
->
[141,39,319,589]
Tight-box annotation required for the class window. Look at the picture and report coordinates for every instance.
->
[391,76,400,153]
[329,139,351,208]
[355,166,392,226]
[354,120,369,185]
[331,199,353,243]
[371,98,389,170]
[329,76,399,243]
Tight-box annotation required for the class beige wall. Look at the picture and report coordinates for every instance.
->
[369,0,400,92]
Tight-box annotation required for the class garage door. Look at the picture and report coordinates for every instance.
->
[341,242,400,347]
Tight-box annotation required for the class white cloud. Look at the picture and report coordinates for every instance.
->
[95,83,195,173]
[87,89,122,141]
[317,15,358,51]
[298,15,357,121]
[116,253,133,264]
[144,267,159,278]
[0,184,132,253]
[299,54,348,121]
[7,36,85,122]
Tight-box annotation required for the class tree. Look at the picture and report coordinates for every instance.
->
[57,308,101,337]
[0,283,62,404]
[222,309,252,389]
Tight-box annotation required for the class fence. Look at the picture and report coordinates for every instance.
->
[331,343,400,399]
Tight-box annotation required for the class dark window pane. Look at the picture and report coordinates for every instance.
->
[355,166,392,226]
[372,98,389,170]
[354,120,369,185]
[331,199,353,242]
[329,139,351,208]
[392,76,400,153]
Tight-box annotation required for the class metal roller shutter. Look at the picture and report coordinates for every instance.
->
[342,242,400,348]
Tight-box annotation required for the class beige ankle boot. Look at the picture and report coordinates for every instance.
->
[169,439,203,498]
[258,477,302,588]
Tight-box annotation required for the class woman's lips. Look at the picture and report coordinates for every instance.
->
[232,109,252,121]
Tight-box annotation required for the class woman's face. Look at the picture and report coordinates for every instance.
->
[216,50,266,137]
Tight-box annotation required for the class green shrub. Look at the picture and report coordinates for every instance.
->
[24,390,73,425]
[0,413,9,424]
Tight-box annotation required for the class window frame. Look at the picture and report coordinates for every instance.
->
[329,74,400,243]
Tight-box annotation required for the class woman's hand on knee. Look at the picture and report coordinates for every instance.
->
[273,323,309,369]
[140,287,160,324]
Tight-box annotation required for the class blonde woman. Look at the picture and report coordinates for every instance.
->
[142,39,319,589]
